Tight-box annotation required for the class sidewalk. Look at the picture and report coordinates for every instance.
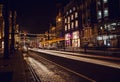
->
[0,50,31,82]
[57,47,120,58]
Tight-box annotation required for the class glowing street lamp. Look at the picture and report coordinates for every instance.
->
[57,17,62,22]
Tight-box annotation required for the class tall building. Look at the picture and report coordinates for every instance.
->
[56,10,63,38]
[49,24,56,40]
[63,0,120,49]
[0,4,4,48]
[0,4,18,49]
[64,0,93,48]
[79,0,93,47]
[93,0,120,48]
[56,10,64,48]
[64,0,81,48]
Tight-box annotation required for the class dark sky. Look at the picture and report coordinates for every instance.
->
[13,0,70,34]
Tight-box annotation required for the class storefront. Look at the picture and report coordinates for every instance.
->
[96,21,120,48]
[72,31,80,47]
[97,35,118,47]
[65,33,71,47]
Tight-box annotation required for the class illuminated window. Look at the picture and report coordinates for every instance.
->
[97,11,102,19]
[97,1,101,5]
[68,16,70,23]
[65,18,67,23]
[70,9,72,13]
[103,35,108,40]
[71,14,74,20]
[65,33,71,46]
[71,22,74,29]
[104,8,108,17]
[65,25,67,31]
[103,0,107,3]
[72,31,80,47]
[73,7,76,11]
[97,36,102,40]
[75,20,78,27]
[66,12,68,15]
[100,26,103,30]
[75,12,78,18]
[68,23,70,30]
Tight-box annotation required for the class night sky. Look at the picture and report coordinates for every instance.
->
[13,0,70,34]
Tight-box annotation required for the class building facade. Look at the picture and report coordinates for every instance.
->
[56,10,64,49]
[92,0,120,48]
[64,0,81,49]
[0,4,4,48]
[63,0,120,49]
[64,0,94,48]
[0,4,18,50]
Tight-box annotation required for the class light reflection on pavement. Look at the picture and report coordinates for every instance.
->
[28,57,67,82]
[31,48,120,69]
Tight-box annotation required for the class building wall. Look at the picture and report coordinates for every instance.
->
[94,0,120,48]
[63,0,120,48]
[0,4,4,48]
[64,0,94,48]
[64,0,81,48]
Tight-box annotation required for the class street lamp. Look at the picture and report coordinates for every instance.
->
[57,17,62,22]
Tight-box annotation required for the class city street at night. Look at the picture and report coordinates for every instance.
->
[26,48,120,82]
[26,51,92,82]
[0,0,120,82]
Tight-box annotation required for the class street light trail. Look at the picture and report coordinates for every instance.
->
[30,48,120,69]
[41,49,120,61]
[27,52,95,82]
[27,57,66,82]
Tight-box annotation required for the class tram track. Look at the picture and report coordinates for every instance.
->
[28,51,96,82]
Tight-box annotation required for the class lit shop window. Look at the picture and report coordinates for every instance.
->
[71,14,74,20]
[104,8,108,17]
[72,31,79,39]
[71,22,74,29]
[65,25,67,31]
[97,11,102,19]
[75,12,78,18]
[103,0,107,3]
[72,31,80,47]
[65,33,71,46]
[75,20,78,27]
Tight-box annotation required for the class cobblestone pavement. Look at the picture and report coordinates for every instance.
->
[27,51,87,82]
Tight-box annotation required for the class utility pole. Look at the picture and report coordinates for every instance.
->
[3,0,10,59]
